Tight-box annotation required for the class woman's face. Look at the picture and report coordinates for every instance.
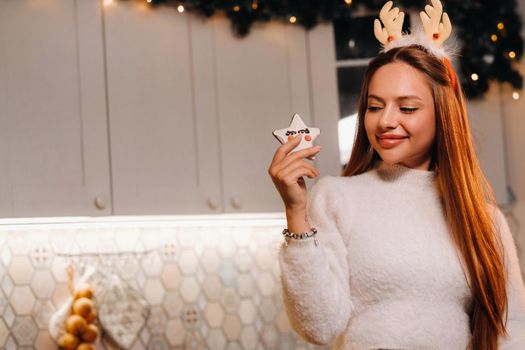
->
[364,61,436,171]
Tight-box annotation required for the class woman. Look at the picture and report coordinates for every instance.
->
[268,2,525,349]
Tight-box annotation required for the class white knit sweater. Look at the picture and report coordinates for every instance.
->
[279,159,525,350]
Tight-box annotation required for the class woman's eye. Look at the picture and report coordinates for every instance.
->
[400,107,418,113]
[367,106,382,112]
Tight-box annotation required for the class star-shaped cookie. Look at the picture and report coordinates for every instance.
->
[272,113,320,160]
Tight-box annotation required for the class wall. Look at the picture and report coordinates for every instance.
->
[0,217,329,350]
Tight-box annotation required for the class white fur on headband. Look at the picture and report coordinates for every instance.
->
[379,26,460,61]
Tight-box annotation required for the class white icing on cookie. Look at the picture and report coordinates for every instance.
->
[272,113,320,160]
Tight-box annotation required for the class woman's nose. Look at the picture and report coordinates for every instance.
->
[379,106,399,129]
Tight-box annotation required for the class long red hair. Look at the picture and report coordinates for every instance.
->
[341,45,508,349]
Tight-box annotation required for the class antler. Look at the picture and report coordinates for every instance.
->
[420,0,452,45]
[374,1,405,45]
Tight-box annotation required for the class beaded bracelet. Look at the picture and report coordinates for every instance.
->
[282,227,318,247]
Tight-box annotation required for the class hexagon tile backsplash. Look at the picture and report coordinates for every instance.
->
[0,219,330,350]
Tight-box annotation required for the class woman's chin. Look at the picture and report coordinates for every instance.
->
[376,152,404,164]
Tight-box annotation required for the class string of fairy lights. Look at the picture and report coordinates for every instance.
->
[103,0,524,100]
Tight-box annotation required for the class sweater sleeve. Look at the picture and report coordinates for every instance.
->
[494,207,525,349]
[278,176,354,345]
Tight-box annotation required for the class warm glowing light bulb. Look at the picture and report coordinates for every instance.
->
[289,16,297,23]
[471,73,479,81]
[512,92,520,100]
[345,0,353,4]
[233,5,240,11]
[491,34,498,42]
[177,5,184,13]
[147,0,152,3]
[497,22,504,30]
[103,0,113,6]
[509,51,516,59]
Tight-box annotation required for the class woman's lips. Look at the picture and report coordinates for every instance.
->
[377,135,408,148]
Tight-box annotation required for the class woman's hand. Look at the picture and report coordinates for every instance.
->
[268,134,322,212]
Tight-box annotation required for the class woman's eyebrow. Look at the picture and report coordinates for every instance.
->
[367,94,422,102]
[397,95,423,102]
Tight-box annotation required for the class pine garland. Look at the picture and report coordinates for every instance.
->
[141,0,523,99]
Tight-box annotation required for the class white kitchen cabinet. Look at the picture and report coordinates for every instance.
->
[0,1,342,217]
[103,2,223,214]
[0,0,111,217]
[103,3,341,214]
[466,83,511,205]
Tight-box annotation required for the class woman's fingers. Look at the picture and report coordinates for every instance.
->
[278,160,320,183]
[279,166,318,185]
[273,145,321,175]
[268,134,321,184]
[268,134,321,211]
[271,134,303,165]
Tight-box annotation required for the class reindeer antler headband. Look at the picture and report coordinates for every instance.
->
[374,0,458,90]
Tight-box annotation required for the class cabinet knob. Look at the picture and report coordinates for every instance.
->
[207,197,219,209]
[230,196,242,209]
[94,196,106,210]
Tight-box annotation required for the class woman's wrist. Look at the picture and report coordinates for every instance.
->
[285,207,310,233]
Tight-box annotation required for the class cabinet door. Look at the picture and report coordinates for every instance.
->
[467,83,510,205]
[214,17,337,213]
[104,3,222,214]
[306,23,344,177]
[0,0,111,217]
